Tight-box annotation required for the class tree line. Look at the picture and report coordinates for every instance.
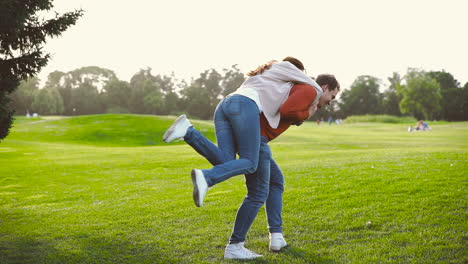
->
[9,66,468,122]
[332,70,468,121]
[10,65,246,120]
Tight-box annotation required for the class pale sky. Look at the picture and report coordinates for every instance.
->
[38,0,468,91]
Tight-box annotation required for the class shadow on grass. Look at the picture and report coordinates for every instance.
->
[0,233,179,264]
[222,246,336,264]
[280,245,336,263]
[0,234,59,264]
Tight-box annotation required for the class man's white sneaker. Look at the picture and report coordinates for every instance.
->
[162,114,192,143]
[224,242,263,260]
[269,233,287,252]
[191,169,208,207]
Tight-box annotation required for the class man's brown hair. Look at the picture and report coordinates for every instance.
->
[316,74,340,91]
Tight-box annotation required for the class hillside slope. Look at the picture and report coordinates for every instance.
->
[9,114,216,147]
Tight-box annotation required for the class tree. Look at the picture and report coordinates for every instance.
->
[180,69,223,119]
[180,83,212,119]
[0,93,13,139]
[57,66,116,115]
[398,69,441,120]
[152,73,180,115]
[196,69,223,107]
[65,66,117,90]
[154,73,176,94]
[338,75,382,117]
[382,72,402,116]
[31,87,64,115]
[70,81,103,115]
[221,65,246,97]
[45,71,68,112]
[128,68,161,114]
[163,92,180,115]
[440,88,465,120]
[144,90,165,115]
[102,79,131,113]
[427,71,463,120]
[427,71,460,91]
[9,77,40,115]
[0,0,83,139]
[463,83,468,120]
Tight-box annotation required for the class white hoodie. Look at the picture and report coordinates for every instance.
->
[232,61,322,128]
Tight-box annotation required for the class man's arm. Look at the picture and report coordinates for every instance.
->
[279,84,317,123]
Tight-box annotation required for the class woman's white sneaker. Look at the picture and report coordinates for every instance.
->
[191,169,208,207]
[224,242,263,259]
[162,114,192,143]
[269,233,287,251]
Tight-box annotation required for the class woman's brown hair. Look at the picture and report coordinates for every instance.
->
[282,56,304,71]
[247,56,304,76]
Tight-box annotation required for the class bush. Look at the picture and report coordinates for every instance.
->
[345,115,417,124]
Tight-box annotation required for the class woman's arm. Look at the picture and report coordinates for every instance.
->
[266,61,321,89]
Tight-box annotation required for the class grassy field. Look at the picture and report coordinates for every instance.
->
[0,114,466,263]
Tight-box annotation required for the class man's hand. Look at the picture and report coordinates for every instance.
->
[292,103,318,126]
[292,120,304,126]
[308,103,318,119]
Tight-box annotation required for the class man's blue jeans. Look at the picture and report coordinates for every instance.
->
[229,137,285,243]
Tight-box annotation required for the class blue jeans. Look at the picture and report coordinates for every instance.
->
[184,95,284,242]
[184,95,261,186]
[265,155,284,234]
[229,137,285,243]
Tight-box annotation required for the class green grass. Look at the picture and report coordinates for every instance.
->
[9,114,215,146]
[1,114,466,263]
[344,115,417,123]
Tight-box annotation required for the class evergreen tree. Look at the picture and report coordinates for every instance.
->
[0,0,83,139]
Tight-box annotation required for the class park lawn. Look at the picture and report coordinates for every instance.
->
[0,115,466,263]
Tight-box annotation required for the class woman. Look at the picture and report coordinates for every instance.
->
[163,58,335,259]
[163,57,321,208]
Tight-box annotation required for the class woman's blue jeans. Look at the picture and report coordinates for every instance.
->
[184,95,261,186]
[183,95,284,243]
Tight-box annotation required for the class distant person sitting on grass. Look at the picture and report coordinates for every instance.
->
[421,120,431,130]
[409,120,431,132]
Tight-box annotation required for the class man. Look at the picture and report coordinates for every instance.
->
[224,74,340,259]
